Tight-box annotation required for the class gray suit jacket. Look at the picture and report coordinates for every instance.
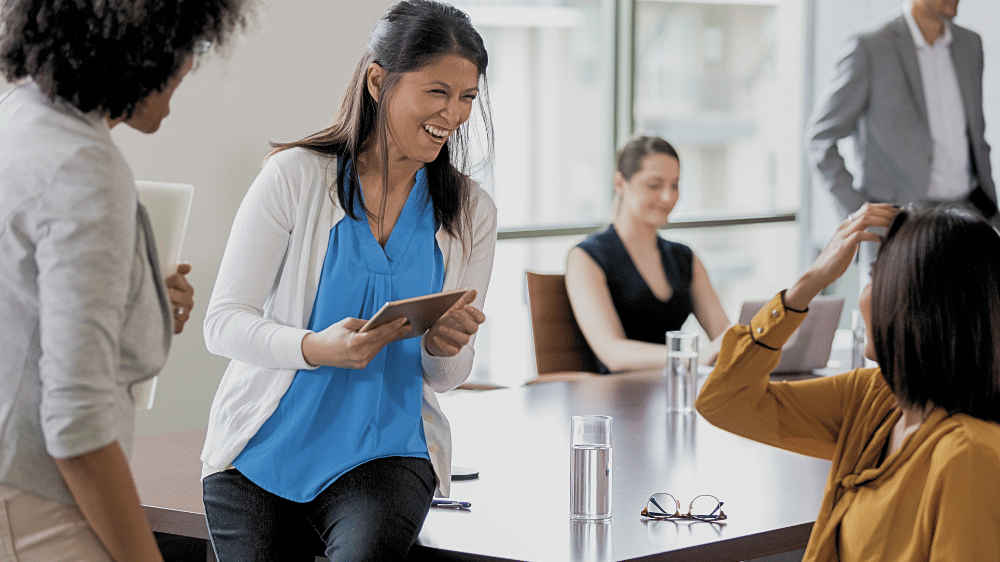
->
[0,83,172,504]
[806,14,995,218]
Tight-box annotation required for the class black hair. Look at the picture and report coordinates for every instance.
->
[871,205,1000,422]
[0,0,251,120]
[271,0,494,248]
[615,135,680,181]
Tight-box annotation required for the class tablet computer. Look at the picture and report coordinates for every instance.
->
[359,288,468,340]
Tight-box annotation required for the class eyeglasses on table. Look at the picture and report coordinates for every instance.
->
[640,493,727,522]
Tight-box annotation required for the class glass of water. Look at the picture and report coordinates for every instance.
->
[570,415,612,520]
[666,331,699,414]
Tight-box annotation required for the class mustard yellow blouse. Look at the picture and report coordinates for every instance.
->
[696,293,1000,562]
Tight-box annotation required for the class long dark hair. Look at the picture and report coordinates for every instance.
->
[0,0,250,119]
[271,0,493,247]
[871,205,1000,422]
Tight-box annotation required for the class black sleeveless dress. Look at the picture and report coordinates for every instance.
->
[576,225,694,374]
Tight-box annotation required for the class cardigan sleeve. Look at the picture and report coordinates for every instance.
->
[420,188,497,392]
[203,153,315,371]
[696,292,861,460]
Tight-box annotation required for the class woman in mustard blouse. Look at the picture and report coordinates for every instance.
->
[697,203,1000,561]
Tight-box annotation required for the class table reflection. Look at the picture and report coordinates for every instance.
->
[570,520,613,562]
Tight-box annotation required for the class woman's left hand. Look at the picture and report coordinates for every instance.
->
[166,263,195,334]
[786,203,898,310]
[425,289,485,357]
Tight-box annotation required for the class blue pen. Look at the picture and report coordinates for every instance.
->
[432,499,472,509]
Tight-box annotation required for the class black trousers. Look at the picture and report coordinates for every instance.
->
[203,456,435,562]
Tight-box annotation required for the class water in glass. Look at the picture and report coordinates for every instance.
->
[666,351,698,413]
[570,444,612,520]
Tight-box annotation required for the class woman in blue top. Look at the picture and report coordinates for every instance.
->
[200,2,497,560]
[566,136,730,373]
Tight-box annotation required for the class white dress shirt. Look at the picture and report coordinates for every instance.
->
[902,3,972,201]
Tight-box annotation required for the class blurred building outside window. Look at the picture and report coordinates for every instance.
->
[454,0,806,387]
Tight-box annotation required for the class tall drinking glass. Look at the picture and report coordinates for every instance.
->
[666,331,699,414]
[570,415,612,520]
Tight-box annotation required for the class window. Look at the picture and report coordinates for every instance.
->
[456,0,807,386]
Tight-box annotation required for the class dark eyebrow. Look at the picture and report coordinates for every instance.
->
[425,81,479,94]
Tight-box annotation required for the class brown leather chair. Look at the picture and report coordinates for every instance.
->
[524,272,601,377]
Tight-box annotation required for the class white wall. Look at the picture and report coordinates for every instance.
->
[3,2,394,436]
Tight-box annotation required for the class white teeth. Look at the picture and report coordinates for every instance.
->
[423,124,448,139]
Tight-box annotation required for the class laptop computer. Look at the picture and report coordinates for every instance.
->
[738,296,843,374]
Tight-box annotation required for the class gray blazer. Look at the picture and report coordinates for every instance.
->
[0,83,172,504]
[806,14,995,218]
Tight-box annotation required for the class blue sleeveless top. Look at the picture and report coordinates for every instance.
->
[233,166,441,502]
[576,225,694,374]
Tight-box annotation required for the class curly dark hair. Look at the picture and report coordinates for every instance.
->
[1,0,251,119]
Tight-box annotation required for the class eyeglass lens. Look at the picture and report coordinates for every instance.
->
[646,493,723,520]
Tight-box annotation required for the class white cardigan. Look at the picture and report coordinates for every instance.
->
[201,148,497,497]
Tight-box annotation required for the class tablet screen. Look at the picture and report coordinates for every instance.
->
[359,288,468,340]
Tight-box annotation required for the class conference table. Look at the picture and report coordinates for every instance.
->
[133,369,832,561]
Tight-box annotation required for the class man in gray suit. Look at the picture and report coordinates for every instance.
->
[807,0,997,226]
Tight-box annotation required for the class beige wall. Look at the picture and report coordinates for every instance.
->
[3,2,394,436]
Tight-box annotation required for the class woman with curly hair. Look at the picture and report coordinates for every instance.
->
[0,1,248,561]
[200,1,496,559]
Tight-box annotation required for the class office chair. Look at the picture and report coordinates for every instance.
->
[524,271,601,379]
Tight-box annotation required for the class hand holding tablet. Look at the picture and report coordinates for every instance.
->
[360,288,470,341]
[303,289,483,369]
[423,289,485,357]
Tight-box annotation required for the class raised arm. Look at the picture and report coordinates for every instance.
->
[565,246,666,372]
[696,203,899,458]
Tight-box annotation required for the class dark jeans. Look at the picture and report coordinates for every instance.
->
[203,456,435,562]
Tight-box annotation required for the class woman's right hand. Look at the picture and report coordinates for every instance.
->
[785,203,898,310]
[301,317,410,369]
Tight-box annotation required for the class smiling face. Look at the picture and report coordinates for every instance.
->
[367,53,480,167]
[615,152,680,227]
[126,55,194,134]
